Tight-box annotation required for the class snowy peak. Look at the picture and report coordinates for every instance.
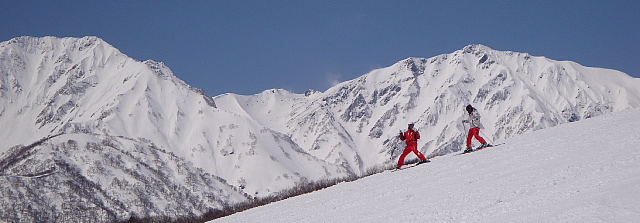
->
[3,36,106,53]
[461,44,504,58]
[462,43,492,52]
[217,43,640,174]
[460,44,527,65]
[0,36,351,221]
[2,36,640,221]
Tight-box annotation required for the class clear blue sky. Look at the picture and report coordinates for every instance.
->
[2,1,639,96]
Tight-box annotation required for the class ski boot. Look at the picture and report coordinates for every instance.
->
[478,142,491,149]
[418,159,431,164]
[463,147,473,153]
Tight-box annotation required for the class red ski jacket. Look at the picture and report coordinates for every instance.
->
[400,129,420,145]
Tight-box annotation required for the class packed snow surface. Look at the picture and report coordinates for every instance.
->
[213,108,640,222]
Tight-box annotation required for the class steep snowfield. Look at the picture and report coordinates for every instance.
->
[213,108,640,222]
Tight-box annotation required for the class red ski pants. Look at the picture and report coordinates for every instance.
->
[466,127,486,147]
[397,143,427,167]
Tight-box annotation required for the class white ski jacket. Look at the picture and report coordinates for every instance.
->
[466,110,482,128]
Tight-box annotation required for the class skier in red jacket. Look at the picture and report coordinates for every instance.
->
[397,123,429,168]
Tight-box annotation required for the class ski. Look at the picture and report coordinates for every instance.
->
[391,160,431,172]
[456,143,504,156]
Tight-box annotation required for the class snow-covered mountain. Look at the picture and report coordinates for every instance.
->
[1,36,639,221]
[0,36,349,222]
[215,44,640,174]
[213,108,640,222]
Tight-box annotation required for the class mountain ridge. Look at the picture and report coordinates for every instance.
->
[215,43,640,171]
[1,36,639,221]
[0,36,350,221]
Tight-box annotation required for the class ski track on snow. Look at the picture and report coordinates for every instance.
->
[213,109,640,222]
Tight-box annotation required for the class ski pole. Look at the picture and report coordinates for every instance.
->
[480,130,493,144]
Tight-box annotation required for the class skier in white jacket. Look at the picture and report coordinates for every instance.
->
[462,104,490,153]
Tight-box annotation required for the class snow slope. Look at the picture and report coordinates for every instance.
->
[213,108,640,222]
